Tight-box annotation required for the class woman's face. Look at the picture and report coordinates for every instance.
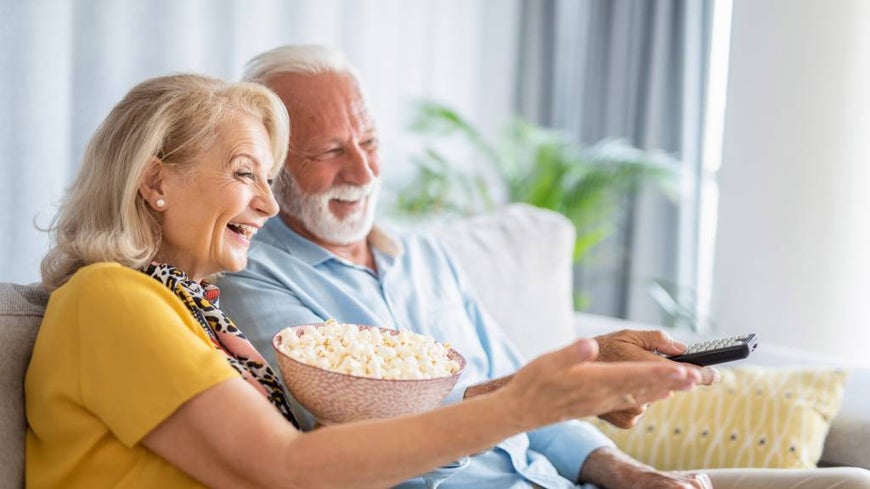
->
[154,113,278,281]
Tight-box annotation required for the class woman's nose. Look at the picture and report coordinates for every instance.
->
[255,181,280,217]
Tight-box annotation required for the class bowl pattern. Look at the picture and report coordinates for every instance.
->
[272,324,466,425]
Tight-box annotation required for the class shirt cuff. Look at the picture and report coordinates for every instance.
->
[527,420,615,482]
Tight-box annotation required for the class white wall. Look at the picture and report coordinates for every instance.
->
[713,0,870,366]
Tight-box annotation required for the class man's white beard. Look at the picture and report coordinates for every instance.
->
[284,174,380,245]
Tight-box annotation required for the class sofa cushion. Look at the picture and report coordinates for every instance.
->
[431,204,577,360]
[588,367,848,470]
[0,283,48,489]
[736,342,870,469]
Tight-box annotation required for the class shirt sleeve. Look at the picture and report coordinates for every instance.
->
[527,420,615,482]
[75,266,239,447]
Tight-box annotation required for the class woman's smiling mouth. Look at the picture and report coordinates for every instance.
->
[227,222,259,240]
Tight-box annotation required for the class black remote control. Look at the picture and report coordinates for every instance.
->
[666,334,758,366]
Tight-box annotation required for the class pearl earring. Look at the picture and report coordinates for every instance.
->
[155,198,166,209]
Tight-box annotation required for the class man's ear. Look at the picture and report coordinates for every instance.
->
[139,157,167,211]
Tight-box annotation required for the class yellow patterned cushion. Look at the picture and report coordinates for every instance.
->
[589,367,848,470]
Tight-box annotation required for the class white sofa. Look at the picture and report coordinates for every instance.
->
[1,204,867,488]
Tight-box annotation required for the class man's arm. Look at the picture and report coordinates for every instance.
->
[580,446,712,489]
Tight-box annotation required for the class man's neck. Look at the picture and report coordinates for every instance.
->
[325,240,375,270]
[280,212,376,270]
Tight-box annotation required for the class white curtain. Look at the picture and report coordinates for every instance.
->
[0,0,521,284]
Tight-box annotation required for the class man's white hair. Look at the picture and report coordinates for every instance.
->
[242,44,362,85]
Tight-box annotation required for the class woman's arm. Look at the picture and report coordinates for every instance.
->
[144,339,700,489]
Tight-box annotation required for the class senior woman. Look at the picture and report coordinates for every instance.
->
[24,73,700,488]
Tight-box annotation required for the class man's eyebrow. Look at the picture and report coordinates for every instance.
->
[289,142,325,158]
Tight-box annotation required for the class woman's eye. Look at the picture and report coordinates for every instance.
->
[266,178,274,185]
[235,171,255,180]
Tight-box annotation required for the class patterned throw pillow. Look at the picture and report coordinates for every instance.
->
[589,367,848,470]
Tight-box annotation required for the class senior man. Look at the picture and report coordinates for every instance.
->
[219,45,870,489]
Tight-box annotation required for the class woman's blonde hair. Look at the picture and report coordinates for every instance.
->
[41,73,289,291]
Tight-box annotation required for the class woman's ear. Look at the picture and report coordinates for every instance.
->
[139,157,168,211]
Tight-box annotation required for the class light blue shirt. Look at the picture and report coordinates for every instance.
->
[218,217,613,488]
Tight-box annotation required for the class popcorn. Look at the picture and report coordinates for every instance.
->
[277,320,461,380]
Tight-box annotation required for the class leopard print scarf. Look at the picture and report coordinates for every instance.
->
[141,263,297,426]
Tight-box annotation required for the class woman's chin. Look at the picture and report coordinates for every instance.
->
[218,265,242,275]
[220,256,248,274]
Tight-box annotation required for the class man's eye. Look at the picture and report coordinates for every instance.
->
[318,148,342,158]
[267,178,274,185]
[235,171,255,180]
[362,138,378,149]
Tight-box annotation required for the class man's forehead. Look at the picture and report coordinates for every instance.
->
[268,72,367,111]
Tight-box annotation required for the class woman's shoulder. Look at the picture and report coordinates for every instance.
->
[55,262,167,304]
[65,262,151,287]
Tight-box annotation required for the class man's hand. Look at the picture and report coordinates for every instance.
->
[594,329,719,428]
[580,446,712,489]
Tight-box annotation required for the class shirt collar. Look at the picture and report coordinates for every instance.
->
[262,217,403,267]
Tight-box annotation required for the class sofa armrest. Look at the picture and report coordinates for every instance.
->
[0,282,49,487]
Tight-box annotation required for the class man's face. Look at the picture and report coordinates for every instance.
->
[267,72,381,246]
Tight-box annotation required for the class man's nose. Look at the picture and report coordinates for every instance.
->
[342,145,375,185]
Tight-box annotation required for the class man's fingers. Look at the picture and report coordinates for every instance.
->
[639,330,686,355]
[598,329,688,358]
[598,405,647,429]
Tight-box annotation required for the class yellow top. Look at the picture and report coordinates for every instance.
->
[25,263,239,488]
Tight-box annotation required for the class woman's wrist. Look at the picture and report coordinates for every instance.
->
[463,375,513,400]
[479,379,541,434]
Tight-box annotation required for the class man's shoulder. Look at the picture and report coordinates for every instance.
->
[388,228,455,262]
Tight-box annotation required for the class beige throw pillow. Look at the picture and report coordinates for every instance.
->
[589,367,848,470]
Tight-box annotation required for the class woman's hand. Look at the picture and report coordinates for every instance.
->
[497,339,701,431]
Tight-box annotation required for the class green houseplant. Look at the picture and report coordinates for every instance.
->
[394,100,679,258]
[392,101,692,313]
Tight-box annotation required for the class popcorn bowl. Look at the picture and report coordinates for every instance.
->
[272,323,466,425]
